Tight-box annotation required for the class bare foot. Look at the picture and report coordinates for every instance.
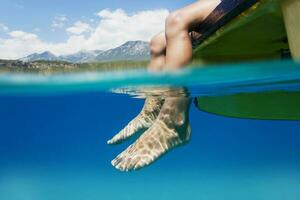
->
[111,97,191,171]
[107,97,164,145]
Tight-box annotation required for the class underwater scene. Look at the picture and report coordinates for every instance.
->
[0,60,300,200]
[1,0,300,199]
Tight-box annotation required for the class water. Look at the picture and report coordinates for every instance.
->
[1,60,300,200]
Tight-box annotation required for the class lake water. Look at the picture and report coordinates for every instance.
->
[0,60,300,200]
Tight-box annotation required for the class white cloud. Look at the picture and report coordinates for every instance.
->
[51,15,68,29]
[0,9,169,59]
[0,23,8,32]
[0,30,87,59]
[0,31,43,59]
[85,9,169,50]
[9,31,38,40]
[66,21,91,35]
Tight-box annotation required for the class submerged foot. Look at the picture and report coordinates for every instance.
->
[107,97,164,145]
[111,99,191,171]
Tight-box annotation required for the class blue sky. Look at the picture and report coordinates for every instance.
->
[0,0,192,41]
[0,0,194,59]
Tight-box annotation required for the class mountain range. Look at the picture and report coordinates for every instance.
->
[20,41,150,63]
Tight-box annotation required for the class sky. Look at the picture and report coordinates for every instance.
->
[0,0,195,59]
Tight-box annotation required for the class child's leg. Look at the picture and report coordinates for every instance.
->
[165,0,221,69]
[148,31,167,72]
[155,0,222,162]
[112,93,191,171]
[111,0,221,171]
[107,32,167,145]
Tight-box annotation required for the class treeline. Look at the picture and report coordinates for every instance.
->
[0,60,149,74]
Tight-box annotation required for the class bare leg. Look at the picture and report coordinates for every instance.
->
[111,0,221,171]
[165,0,221,69]
[108,32,167,145]
[156,0,221,166]
[107,97,164,144]
[148,31,167,72]
[112,95,191,171]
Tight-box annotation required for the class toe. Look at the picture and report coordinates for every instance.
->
[133,160,145,170]
[107,118,144,145]
[107,132,124,145]
[111,154,124,167]
[112,145,140,171]
[114,159,126,171]
[128,156,141,170]
[107,134,121,144]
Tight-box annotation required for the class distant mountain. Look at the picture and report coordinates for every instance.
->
[20,51,58,62]
[59,50,103,63]
[95,41,150,62]
[20,41,150,63]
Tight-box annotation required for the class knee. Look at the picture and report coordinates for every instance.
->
[165,11,188,36]
[150,33,166,56]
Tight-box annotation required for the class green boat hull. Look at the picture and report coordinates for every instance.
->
[193,0,289,63]
[196,91,300,120]
[194,0,300,120]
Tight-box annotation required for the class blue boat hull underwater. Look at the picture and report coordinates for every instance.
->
[0,0,300,120]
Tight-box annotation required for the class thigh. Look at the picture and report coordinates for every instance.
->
[153,31,166,45]
[151,31,167,52]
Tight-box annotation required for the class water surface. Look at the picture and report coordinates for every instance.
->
[1,60,300,200]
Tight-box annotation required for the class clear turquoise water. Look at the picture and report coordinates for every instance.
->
[1,60,300,200]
